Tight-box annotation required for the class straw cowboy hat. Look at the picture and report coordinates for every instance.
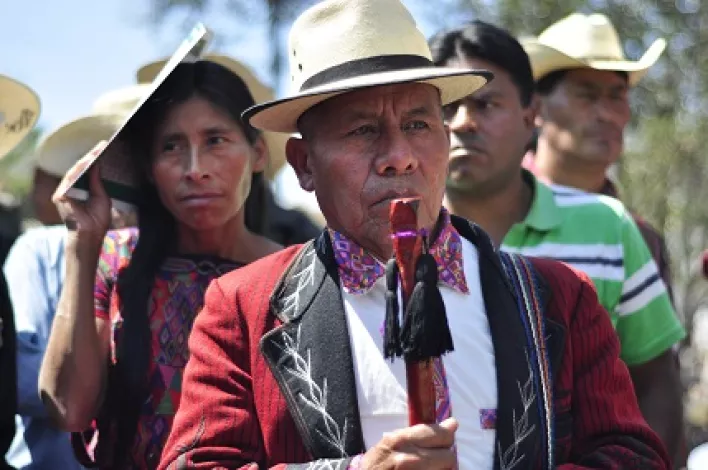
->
[35,84,149,178]
[0,74,40,159]
[521,13,666,86]
[243,0,492,133]
[136,54,287,179]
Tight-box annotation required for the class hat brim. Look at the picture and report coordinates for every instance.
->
[244,67,492,133]
[0,75,41,160]
[521,37,666,86]
[35,113,125,178]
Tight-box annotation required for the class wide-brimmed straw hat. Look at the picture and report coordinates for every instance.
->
[136,54,287,179]
[0,75,40,159]
[521,13,666,86]
[243,0,492,134]
[35,85,149,178]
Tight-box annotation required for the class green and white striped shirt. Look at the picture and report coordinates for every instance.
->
[502,173,685,365]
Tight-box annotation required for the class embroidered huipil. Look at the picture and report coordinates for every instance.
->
[89,228,243,469]
[329,210,497,469]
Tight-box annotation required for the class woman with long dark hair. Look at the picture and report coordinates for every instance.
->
[38,61,281,469]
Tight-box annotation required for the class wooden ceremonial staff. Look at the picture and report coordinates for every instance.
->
[389,198,437,425]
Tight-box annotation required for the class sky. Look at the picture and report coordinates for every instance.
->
[0,0,445,214]
[0,0,283,132]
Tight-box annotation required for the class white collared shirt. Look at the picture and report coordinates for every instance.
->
[342,238,497,469]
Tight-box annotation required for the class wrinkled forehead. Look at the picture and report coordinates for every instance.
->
[300,83,442,130]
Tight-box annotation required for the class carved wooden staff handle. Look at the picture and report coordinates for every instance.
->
[389,198,436,425]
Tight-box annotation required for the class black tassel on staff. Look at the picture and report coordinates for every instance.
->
[385,198,454,425]
[384,235,454,362]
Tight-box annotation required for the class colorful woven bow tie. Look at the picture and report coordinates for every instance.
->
[328,210,468,295]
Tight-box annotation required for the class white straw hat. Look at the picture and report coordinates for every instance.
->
[243,0,492,133]
[521,13,666,85]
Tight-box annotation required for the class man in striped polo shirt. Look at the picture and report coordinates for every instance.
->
[520,13,676,305]
[430,20,685,461]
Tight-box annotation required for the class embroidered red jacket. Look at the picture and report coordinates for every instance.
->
[159,222,669,470]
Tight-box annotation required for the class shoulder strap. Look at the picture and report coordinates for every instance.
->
[498,251,555,470]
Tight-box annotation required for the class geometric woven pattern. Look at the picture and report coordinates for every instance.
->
[95,232,242,469]
[130,255,241,468]
[329,209,469,295]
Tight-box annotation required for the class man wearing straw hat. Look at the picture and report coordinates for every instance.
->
[1,74,40,470]
[2,85,145,470]
[521,13,685,459]
[161,1,669,468]
[135,54,323,246]
[520,13,675,301]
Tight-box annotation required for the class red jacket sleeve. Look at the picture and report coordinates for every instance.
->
[552,266,671,469]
